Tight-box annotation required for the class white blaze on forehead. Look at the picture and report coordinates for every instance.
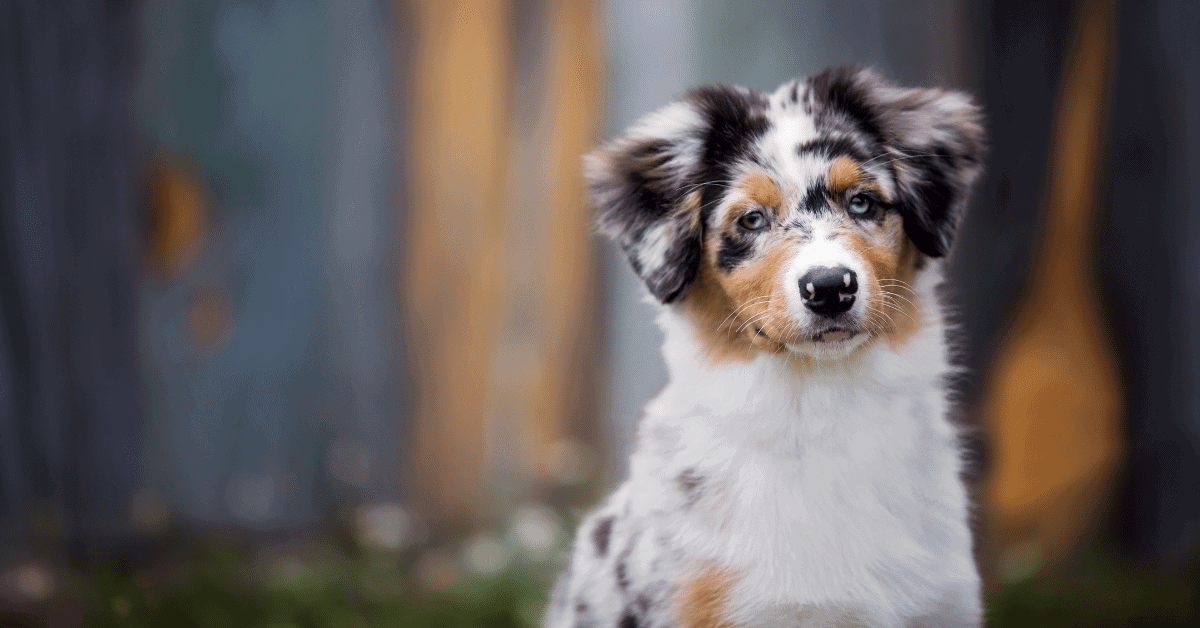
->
[793,222,866,274]
[759,114,818,168]
[749,112,831,208]
[791,151,832,199]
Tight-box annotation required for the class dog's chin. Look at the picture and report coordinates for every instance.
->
[785,326,869,359]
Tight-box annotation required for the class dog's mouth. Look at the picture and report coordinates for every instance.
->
[748,313,868,357]
[782,324,867,357]
[753,324,856,342]
[811,327,857,343]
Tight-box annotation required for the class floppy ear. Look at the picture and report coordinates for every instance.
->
[585,100,709,304]
[814,68,986,258]
[871,73,985,257]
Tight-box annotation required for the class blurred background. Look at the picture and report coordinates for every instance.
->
[1,0,1198,626]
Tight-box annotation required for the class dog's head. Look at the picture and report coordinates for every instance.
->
[588,67,984,360]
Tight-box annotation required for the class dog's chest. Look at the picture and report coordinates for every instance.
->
[722,436,964,619]
[641,368,973,624]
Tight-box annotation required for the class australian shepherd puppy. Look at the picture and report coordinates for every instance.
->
[545,67,986,628]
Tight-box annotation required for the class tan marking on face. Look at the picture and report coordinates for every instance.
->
[679,168,922,361]
[828,156,890,202]
[739,171,783,215]
[681,236,800,363]
[675,564,738,628]
[828,156,862,194]
[835,214,923,347]
[676,172,800,363]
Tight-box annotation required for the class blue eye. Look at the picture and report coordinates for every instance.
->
[738,211,768,231]
[848,194,874,216]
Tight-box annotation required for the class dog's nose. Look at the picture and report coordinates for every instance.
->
[800,266,857,316]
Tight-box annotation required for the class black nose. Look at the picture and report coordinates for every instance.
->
[800,266,857,316]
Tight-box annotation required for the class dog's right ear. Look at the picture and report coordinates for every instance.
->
[585,100,709,304]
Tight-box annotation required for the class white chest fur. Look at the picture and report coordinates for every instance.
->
[625,306,981,627]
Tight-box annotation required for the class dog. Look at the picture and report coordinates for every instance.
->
[544,67,986,628]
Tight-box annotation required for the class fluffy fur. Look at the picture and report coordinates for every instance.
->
[546,67,986,628]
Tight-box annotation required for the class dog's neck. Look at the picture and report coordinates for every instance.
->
[644,266,952,451]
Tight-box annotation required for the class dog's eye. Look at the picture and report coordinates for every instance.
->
[848,194,874,216]
[738,211,768,231]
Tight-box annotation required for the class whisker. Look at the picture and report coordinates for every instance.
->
[872,308,898,331]
[860,151,946,169]
[877,278,917,288]
[863,307,889,329]
[863,313,887,336]
[879,289,918,310]
[878,289,919,303]
[675,180,738,202]
[737,311,772,334]
[720,297,770,324]
[678,179,736,192]
[718,296,773,331]
[877,300,916,324]
[877,280,919,296]
[881,297,916,321]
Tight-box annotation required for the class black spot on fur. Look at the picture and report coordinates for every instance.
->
[676,468,704,506]
[619,611,640,628]
[573,597,594,628]
[633,592,652,616]
[614,529,638,592]
[808,66,884,144]
[645,238,704,304]
[604,141,684,256]
[799,182,831,213]
[688,85,771,226]
[615,559,629,591]
[784,219,815,239]
[715,232,754,271]
[591,135,701,304]
[797,137,872,162]
[689,87,770,162]
[592,516,615,557]
[894,150,960,256]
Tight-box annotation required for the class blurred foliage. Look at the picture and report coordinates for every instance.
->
[56,536,1199,628]
[988,544,1200,627]
[78,539,551,628]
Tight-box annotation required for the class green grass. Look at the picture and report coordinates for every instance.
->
[69,538,1200,627]
[987,545,1200,627]
[80,540,551,628]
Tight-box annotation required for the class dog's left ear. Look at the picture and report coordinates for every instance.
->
[830,69,986,258]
